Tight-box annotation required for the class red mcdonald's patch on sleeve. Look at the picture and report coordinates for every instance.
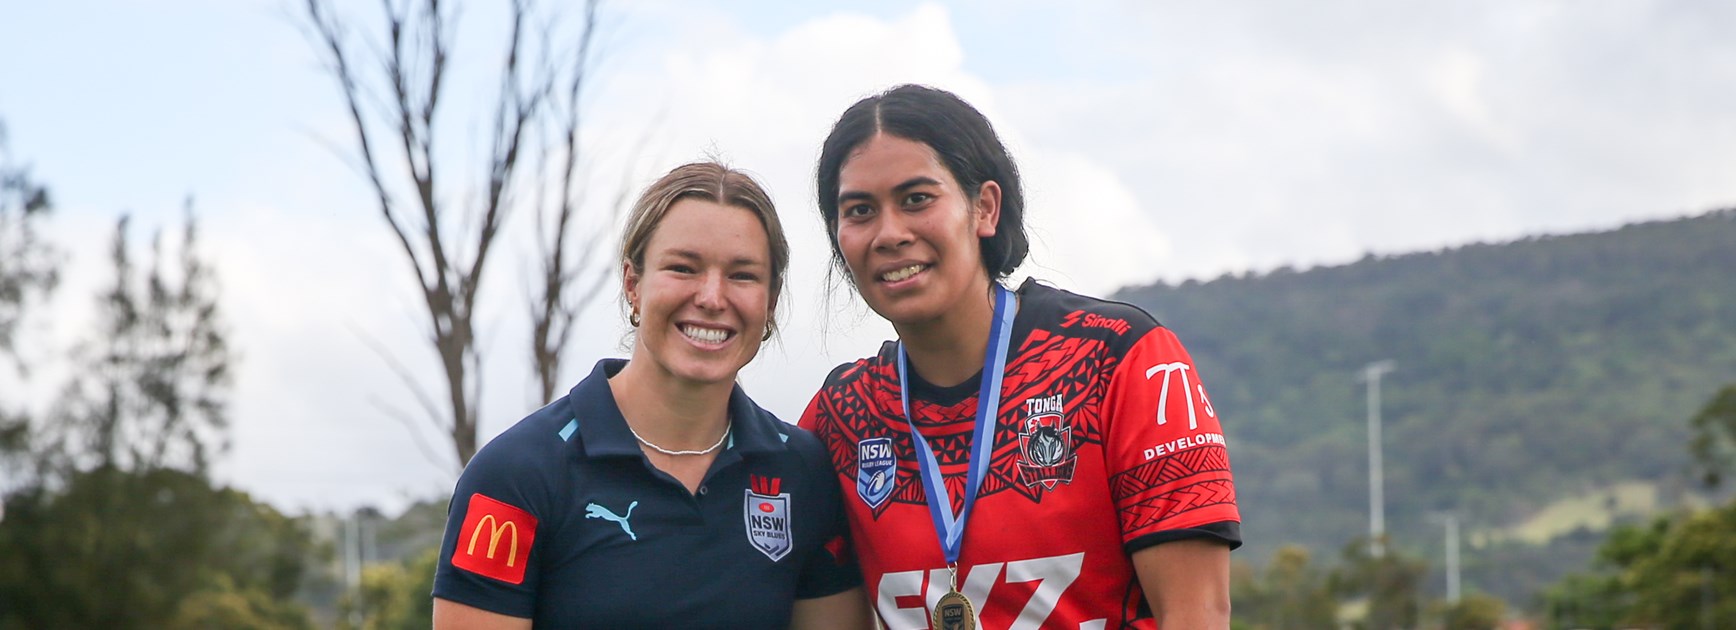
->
[450,493,538,585]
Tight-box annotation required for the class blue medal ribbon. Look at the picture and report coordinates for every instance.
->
[897,284,1018,564]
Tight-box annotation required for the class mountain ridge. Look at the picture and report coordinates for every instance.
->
[1112,207,1736,601]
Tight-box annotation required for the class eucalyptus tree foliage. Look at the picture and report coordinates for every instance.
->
[0,119,59,365]
[46,209,231,478]
[0,118,58,491]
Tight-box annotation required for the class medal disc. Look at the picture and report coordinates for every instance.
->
[931,589,977,630]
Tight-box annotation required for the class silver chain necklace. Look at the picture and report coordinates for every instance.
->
[628,421,730,456]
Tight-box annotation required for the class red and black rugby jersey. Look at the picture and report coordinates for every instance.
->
[800,279,1240,630]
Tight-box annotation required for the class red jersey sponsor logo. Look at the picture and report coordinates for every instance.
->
[1059,310,1131,335]
[451,493,538,584]
[874,553,1085,628]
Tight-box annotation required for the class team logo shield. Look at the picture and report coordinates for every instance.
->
[744,490,793,561]
[856,437,896,508]
[1017,413,1078,489]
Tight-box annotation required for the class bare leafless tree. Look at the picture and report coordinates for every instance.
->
[526,0,631,405]
[301,0,612,468]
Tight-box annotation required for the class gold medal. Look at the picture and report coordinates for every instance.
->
[932,590,975,630]
[931,566,977,630]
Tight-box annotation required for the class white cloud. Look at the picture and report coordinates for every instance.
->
[200,203,457,512]
[993,1,1736,285]
[1018,151,1172,295]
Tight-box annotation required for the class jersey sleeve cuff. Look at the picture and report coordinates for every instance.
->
[1123,520,1243,555]
[794,558,865,600]
[432,583,537,620]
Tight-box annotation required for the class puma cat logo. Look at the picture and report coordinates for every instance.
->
[585,500,639,541]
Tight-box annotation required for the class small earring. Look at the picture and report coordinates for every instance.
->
[762,324,774,341]
[629,306,641,328]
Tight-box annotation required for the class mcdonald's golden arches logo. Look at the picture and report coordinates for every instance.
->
[450,493,539,584]
[467,515,520,567]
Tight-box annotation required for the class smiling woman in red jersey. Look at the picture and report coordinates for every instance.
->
[431,162,872,630]
[800,86,1243,630]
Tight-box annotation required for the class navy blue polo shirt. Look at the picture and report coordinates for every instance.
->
[433,359,861,628]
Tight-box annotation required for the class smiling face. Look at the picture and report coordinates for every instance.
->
[624,198,773,388]
[833,133,1001,330]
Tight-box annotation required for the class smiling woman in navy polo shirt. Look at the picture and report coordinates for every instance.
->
[431,162,872,629]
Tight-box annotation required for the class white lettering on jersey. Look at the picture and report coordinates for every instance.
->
[1198,383,1216,418]
[1144,362,1198,430]
[1142,432,1227,461]
[875,569,927,629]
[1025,394,1065,416]
[874,553,1091,630]
[1005,552,1084,630]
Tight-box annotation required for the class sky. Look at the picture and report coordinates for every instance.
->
[2,0,1733,516]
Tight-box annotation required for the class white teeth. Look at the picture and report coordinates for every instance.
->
[681,325,729,344]
[881,264,924,282]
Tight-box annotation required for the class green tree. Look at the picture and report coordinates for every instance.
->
[0,118,58,363]
[1689,382,1736,487]
[1329,537,1427,630]
[1437,592,1504,630]
[43,209,230,477]
[1597,503,1736,630]
[337,547,438,630]
[0,207,320,628]
[1232,545,1338,629]
[1546,502,1736,628]
[1543,571,1624,630]
[0,118,59,489]
[0,467,317,629]
[173,574,316,630]
[1549,382,1736,628]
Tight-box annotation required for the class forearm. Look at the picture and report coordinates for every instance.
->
[1154,597,1231,630]
[1131,538,1233,630]
[432,598,533,630]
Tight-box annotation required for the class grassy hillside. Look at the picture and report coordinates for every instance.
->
[1113,208,1736,603]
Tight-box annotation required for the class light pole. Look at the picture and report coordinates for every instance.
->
[344,513,361,627]
[1429,512,1462,604]
[1360,360,1395,557]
